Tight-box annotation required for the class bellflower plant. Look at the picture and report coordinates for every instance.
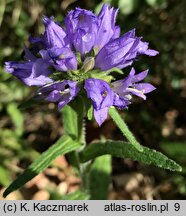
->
[3,4,182,199]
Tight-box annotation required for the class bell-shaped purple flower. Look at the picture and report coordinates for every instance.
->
[65,8,98,55]
[42,16,68,48]
[84,68,156,125]
[5,58,52,86]
[95,29,159,71]
[39,80,80,109]
[40,47,77,71]
[112,68,156,103]
[94,3,119,51]
[30,16,68,50]
[84,78,115,126]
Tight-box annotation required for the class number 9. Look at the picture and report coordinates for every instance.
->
[174,203,180,211]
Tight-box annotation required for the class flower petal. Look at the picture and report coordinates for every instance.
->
[84,78,114,110]
[94,4,119,50]
[131,70,148,83]
[39,80,80,109]
[65,8,98,55]
[94,107,109,126]
[134,83,156,93]
[43,16,67,48]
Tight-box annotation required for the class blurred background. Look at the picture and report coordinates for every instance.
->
[0,0,186,200]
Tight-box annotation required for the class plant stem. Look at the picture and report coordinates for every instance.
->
[62,97,91,192]
[109,107,143,152]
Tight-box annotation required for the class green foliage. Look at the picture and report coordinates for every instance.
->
[118,0,139,15]
[145,0,168,9]
[61,190,90,200]
[62,97,85,144]
[79,140,182,172]
[89,155,111,200]
[161,141,186,173]
[6,103,24,136]
[18,96,43,110]
[0,0,6,26]
[109,107,143,152]
[87,105,93,121]
[49,189,90,200]
[62,97,86,171]
[161,142,186,161]
[3,135,81,197]
[0,0,185,200]
[0,166,11,186]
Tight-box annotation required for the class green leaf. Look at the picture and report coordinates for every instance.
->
[62,97,85,170]
[161,142,186,164]
[0,129,21,150]
[118,0,139,15]
[61,190,90,200]
[146,0,167,9]
[6,103,24,136]
[62,97,85,144]
[3,135,81,197]
[160,141,186,175]
[89,155,111,200]
[18,96,42,110]
[79,140,182,172]
[49,189,90,200]
[0,166,11,186]
[0,0,6,27]
[109,107,143,152]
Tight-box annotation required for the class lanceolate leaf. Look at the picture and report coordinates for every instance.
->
[79,140,182,172]
[62,97,85,170]
[109,107,143,152]
[0,166,11,186]
[3,135,81,197]
[7,103,24,136]
[18,95,43,110]
[89,155,111,200]
[62,96,85,144]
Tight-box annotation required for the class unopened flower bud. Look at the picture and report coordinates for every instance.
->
[82,57,95,72]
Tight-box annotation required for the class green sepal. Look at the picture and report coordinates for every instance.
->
[105,67,124,75]
[88,70,114,83]
[87,105,93,120]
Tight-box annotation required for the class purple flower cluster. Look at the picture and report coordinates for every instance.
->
[5,4,158,126]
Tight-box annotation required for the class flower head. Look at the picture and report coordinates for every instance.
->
[4,4,158,126]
